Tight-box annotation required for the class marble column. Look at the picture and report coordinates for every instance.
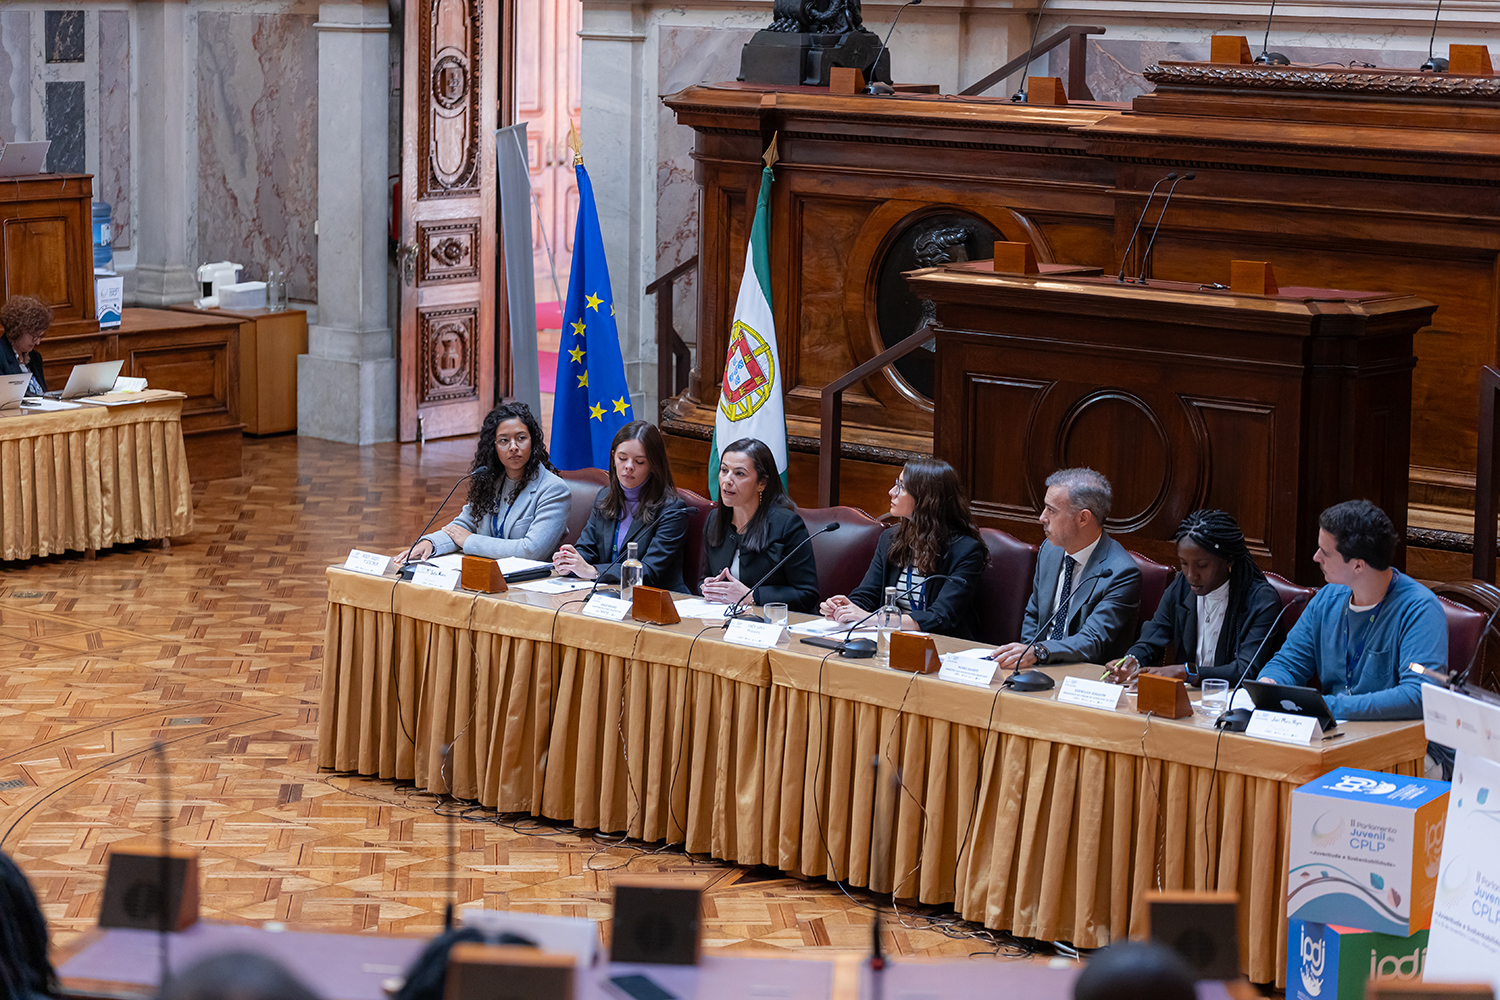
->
[133,1,199,306]
[297,1,396,445]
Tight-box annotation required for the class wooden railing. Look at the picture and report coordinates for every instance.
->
[817,325,936,508]
[959,25,1106,100]
[646,255,697,413]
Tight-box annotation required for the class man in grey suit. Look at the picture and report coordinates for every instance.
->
[993,468,1143,669]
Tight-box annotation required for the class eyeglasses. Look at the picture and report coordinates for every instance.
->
[892,479,907,495]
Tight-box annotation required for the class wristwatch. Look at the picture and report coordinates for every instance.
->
[1032,643,1050,664]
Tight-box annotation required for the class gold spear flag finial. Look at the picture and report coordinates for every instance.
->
[568,120,583,166]
[763,132,780,170]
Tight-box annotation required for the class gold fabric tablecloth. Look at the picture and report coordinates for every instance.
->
[762,647,1426,985]
[0,395,194,560]
[318,568,771,858]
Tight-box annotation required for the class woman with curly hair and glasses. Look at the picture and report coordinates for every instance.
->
[394,402,571,565]
[819,457,987,640]
[0,296,53,396]
[1104,509,1281,687]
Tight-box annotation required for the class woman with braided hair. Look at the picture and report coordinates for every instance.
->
[1104,509,1281,687]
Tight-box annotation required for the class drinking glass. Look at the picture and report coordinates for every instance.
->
[1200,678,1230,718]
[764,602,788,626]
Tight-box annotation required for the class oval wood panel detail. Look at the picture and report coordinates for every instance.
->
[1057,389,1172,532]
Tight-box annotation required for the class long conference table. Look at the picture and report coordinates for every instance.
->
[0,392,194,560]
[318,568,1428,985]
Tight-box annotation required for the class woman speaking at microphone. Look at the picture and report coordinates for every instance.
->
[552,420,688,592]
[700,437,820,614]
[819,457,986,639]
[394,402,571,565]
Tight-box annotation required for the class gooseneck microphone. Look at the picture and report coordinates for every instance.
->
[1005,568,1114,692]
[724,522,840,623]
[582,548,628,602]
[1135,172,1195,283]
[1421,0,1448,71]
[398,467,491,578]
[863,0,922,96]
[1009,0,1052,102]
[1254,0,1290,65]
[1116,173,1175,281]
[1215,592,1310,731]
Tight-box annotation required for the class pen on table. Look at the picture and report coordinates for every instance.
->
[1103,654,1138,683]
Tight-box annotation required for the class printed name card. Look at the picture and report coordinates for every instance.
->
[344,549,391,576]
[409,564,461,591]
[1244,709,1320,746]
[723,619,784,648]
[1055,675,1126,710]
[938,654,999,688]
[582,594,633,621]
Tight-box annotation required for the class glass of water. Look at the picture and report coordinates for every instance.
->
[1200,678,1230,719]
[764,602,788,626]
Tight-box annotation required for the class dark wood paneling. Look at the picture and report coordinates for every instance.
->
[0,173,97,338]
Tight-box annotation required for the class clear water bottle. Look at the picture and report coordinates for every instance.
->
[266,268,287,312]
[876,585,901,664]
[620,541,642,605]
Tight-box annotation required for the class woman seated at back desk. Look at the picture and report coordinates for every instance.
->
[1104,509,1281,686]
[700,437,820,614]
[552,420,688,592]
[819,457,987,639]
[394,402,570,566]
[0,296,52,395]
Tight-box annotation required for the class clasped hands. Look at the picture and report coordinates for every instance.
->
[392,524,472,566]
[551,544,597,580]
[700,568,751,606]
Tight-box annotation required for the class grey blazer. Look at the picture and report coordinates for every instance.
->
[422,466,571,562]
[1021,532,1143,665]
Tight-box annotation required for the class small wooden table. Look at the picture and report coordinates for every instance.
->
[171,304,307,435]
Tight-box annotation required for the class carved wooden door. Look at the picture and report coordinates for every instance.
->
[398,0,500,442]
[515,0,579,296]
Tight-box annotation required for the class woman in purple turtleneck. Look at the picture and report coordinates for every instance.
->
[552,420,690,593]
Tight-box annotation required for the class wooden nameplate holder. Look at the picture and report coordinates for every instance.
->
[1137,672,1193,719]
[1229,260,1279,295]
[1025,76,1068,105]
[446,943,575,1000]
[829,67,865,94]
[1449,44,1494,75]
[993,241,1039,274]
[1210,35,1254,64]
[461,555,507,593]
[889,631,941,674]
[632,585,680,624]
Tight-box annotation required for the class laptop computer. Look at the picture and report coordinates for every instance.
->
[1239,680,1339,732]
[0,372,31,409]
[0,141,51,177]
[50,359,124,400]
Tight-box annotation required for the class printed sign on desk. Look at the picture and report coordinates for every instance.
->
[723,619,783,648]
[1055,675,1124,710]
[1423,750,1500,995]
[344,550,391,576]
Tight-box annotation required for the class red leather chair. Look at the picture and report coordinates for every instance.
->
[677,487,713,594]
[557,468,608,547]
[797,505,885,602]
[1440,595,1486,678]
[975,528,1038,647]
[1264,571,1316,633]
[1128,550,1175,624]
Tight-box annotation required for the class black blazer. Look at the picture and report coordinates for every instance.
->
[572,489,689,594]
[700,504,820,614]
[0,337,45,394]
[848,528,987,641]
[1125,572,1283,684]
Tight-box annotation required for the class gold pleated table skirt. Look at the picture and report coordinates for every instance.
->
[0,395,194,560]
[318,568,770,859]
[317,569,1427,985]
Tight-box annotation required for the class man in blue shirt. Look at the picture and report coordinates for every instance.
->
[1258,500,1446,720]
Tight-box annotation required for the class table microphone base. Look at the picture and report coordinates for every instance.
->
[1005,669,1055,692]
[728,610,767,624]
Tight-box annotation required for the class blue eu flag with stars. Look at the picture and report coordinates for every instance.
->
[550,161,632,471]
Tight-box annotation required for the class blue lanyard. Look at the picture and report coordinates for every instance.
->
[492,498,518,538]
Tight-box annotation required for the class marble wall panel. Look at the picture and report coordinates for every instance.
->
[44,10,85,64]
[45,81,85,174]
[98,10,130,250]
[656,24,758,350]
[197,12,318,301]
[0,12,35,143]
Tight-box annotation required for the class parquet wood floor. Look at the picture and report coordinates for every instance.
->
[0,435,1020,963]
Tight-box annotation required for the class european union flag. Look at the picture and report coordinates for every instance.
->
[550,160,632,471]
